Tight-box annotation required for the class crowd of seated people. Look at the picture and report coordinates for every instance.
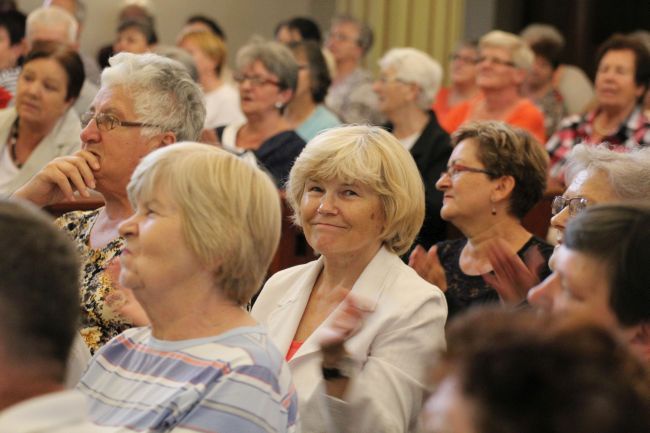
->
[0,1,649,432]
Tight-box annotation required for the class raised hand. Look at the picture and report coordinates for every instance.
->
[12,150,100,206]
[409,244,448,292]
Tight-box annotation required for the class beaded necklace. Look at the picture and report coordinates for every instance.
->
[7,117,21,168]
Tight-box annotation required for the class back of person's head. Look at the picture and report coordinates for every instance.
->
[287,16,322,44]
[0,200,80,380]
[101,52,205,142]
[186,14,225,40]
[288,40,331,103]
[453,121,548,219]
[480,30,534,70]
[24,40,84,101]
[564,204,650,327]
[426,307,650,433]
[26,5,77,46]
[520,23,565,50]
[597,33,650,93]
[378,47,443,110]
[530,38,563,69]
[565,145,650,201]
[331,14,374,56]
[0,9,25,46]
[127,143,281,305]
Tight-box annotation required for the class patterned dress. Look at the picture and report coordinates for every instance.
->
[55,209,132,354]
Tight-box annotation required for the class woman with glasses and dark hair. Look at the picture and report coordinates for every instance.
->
[14,52,205,353]
[215,39,305,187]
[0,41,83,196]
[409,121,552,318]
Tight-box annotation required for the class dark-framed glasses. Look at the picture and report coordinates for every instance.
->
[476,55,516,68]
[233,72,280,87]
[551,196,589,216]
[440,163,494,179]
[449,53,479,64]
[81,112,161,132]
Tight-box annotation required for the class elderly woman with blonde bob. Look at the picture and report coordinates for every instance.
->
[410,121,553,318]
[373,47,453,249]
[78,143,298,432]
[252,125,448,433]
[442,30,546,143]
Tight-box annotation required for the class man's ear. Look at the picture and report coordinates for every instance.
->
[151,131,177,150]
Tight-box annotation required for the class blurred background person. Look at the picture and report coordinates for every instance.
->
[324,14,382,124]
[422,307,650,433]
[183,14,226,41]
[0,41,82,196]
[522,35,567,138]
[409,121,552,318]
[547,34,650,185]
[285,40,340,142]
[13,53,205,353]
[0,9,25,106]
[275,16,322,45]
[25,5,97,114]
[215,39,304,187]
[178,29,244,129]
[520,23,594,115]
[0,201,110,432]
[432,40,479,128]
[374,47,452,250]
[79,143,298,432]
[530,204,650,363]
[112,17,156,55]
[253,125,447,433]
[442,30,545,143]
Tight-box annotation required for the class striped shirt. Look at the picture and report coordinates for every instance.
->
[78,326,299,433]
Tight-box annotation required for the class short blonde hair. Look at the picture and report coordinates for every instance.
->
[127,142,281,305]
[480,30,534,70]
[178,29,227,75]
[286,125,424,255]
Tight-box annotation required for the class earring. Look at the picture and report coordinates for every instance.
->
[491,204,497,216]
[274,101,284,109]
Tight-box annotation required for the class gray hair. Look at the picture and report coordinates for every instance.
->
[331,14,373,55]
[236,38,298,94]
[520,23,565,49]
[480,30,534,70]
[378,47,443,110]
[565,144,650,201]
[153,45,198,82]
[26,6,77,45]
[101,52,205,142]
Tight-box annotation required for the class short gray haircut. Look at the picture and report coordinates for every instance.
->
[127,142,281,305]
[331,14,373,55]
[480,30,534,70]
[153,45,198,82]
[520,23,565,49]
[26,6,77,45]
[236,39,298,94]
[565,144,650,201]
[378,47,443,110]
[101,52,205,141]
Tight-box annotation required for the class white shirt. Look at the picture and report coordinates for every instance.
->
[203,83,245,129]
[0,143,20,195]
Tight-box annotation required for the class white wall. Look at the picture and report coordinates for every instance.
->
[17,0,336,66]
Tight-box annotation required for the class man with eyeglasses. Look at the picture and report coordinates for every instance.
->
[13,52,205,355]
[324,14,383,125]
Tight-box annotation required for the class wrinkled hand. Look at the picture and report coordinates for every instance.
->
[12,150,100,206]
[319,295,371,366]
[483,239,546,305]
[409,244,448,292]
[104,258,150,326]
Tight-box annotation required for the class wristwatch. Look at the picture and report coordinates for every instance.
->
[321,356,357,381]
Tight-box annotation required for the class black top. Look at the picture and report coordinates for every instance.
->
[437,236,554,319]
[216,126,306,188]
[386,111,452,250]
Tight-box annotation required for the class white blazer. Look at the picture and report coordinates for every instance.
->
[252,246,447,433]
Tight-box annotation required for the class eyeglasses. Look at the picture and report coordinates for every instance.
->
[80,112,161,132]
[440,163,494,179]
[325,31,358,43]
[233,72,281,87]
[449,53,479,64]
[375,75,410,85]
[476,56,517,68]
[551,196,589,216]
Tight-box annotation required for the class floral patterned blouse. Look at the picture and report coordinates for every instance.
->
[55,209,132,354]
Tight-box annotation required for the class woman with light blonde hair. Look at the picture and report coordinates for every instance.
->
[178,30,244,128]
[252,125,447,432]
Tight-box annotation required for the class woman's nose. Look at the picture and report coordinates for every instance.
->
[118,214,138,238]
[317,193,338,214]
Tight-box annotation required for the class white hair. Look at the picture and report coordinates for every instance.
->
[378,47,443,109]
[480,30,534,70]
[26,6,77,45]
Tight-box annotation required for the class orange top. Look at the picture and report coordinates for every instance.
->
[285,340,303,361]
[440,96,547,144]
